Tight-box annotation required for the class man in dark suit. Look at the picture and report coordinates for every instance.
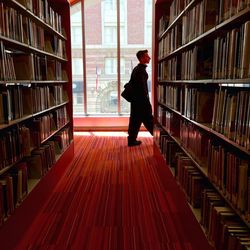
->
[127,50,153,147]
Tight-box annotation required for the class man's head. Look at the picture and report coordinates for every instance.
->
[136,50,151,64]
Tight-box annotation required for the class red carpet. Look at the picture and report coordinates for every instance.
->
[0,132,213,250]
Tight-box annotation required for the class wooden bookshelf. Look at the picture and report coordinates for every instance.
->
[154,0,250,249]
[0,0,73,226]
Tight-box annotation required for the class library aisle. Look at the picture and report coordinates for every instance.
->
[0,132,212,250]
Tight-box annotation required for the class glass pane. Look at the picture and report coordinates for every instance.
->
[70,2,84,115]
[120,0,153,114]
[70,0,153,116]
[85,0,118,114]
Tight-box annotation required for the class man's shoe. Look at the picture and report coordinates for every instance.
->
[128,140,142,147]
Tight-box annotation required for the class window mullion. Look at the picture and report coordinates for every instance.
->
[117,0,121,114]
[81,0,87,114]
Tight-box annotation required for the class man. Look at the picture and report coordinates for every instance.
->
[127,50,153,147]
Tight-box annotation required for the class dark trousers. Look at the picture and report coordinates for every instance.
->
[128,101,153,142]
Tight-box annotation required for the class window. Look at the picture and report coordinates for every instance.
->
[145,0,152,19]
[145,25,152,45]
[145,0,152,45]
[105,58,116,75]
[104,0,116,11]
[104,26,126,45]
[71,26,82,48]
[105,58,125,75]
[72,58,83,75]
[70,0,152,115]
[104,26,117,45]
[120,26,126,45]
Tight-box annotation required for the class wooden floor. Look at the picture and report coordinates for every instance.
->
[0,132,213,250]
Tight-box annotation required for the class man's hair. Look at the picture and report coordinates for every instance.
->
[136,50,148,60]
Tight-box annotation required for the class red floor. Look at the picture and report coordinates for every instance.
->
[0,132,213,250]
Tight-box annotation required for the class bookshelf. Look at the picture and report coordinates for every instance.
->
[0,0,73,226]
[154,0,250,249]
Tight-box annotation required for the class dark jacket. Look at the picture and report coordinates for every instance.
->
[130,63,150,105]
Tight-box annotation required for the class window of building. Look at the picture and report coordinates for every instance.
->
[105,58,125,75]
[72,58,83,75]
[104,0,116,11]
[71,26,82,48]
[104,26,117,45]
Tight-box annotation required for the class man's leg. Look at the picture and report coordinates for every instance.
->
[128,114,142,145]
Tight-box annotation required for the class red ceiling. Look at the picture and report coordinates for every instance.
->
[69,0,80,5]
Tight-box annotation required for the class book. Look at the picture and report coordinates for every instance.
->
[195,89,215,123]
[204,0,218,31]
[12,53,35,80]
[237,162,248,212]
[26,154,43,179]
[15,162,28,199]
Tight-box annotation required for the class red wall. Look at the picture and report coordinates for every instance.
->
[85,3,102,44]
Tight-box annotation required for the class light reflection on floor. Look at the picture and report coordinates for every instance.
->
[74,131,152,138]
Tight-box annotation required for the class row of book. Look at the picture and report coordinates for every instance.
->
[213,22,250,79]
[157,107,180,138]
[157,113,250,215]
[176,152,206,208]
[0,109,69,169]
[16,0,62,33]
[158,43,214,80]
[0,162,28,225]
[156,131,180,171]
[182,87,215,123]
[0,126,26,169]
[181,43,214,80]
[158,85,250,150]
[177,0,250,45]
[201,189,250,249]
[154,127,250,249]
[212,88,250,150]
[157,130,206,207]
[161,0,250,42]
[0,4,44,50]
[155,126,206,208]
[179,120,250,216]
[218,0,250,23]
[180,120,210,165]
[0,126,71,227]
[207,140,249,213]
[0,139,57,225]
[158,0,217,58]
[169,0,193,25]
[0,84,68,124]
[30,106,69,145]
[0,3,65,57]
[0,42,65,81]
[158,84,182,112]
[159,21,250,81]
[182,0,217,45]
[158,57,180,80]
[158,85,215,123]
[158,15,169,37]
[158,24,182,59]
[28,84,68,113]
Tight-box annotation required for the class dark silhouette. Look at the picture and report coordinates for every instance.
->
[127,50,153,146]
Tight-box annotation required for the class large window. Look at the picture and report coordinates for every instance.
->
[70,0,152,116]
